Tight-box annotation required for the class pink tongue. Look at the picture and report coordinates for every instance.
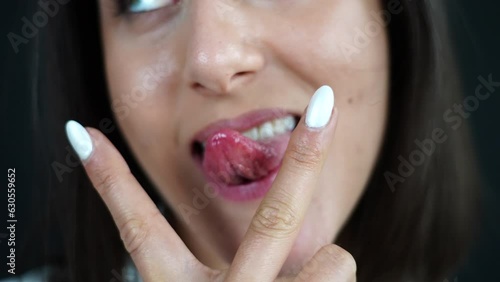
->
[202,129,288,185]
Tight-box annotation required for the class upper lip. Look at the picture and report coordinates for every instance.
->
[191,108,299,144]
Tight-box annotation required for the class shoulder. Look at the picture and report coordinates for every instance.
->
[0,259,142,282]
[0,265,54,281]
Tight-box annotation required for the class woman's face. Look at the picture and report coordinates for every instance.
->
[99,0,389,275]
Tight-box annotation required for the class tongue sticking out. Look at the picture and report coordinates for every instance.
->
[202,129,289,186]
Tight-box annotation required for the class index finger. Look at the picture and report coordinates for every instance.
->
[65,121,206,281]
[226,86,338,281]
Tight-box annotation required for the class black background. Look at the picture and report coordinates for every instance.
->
[1,1,499,281]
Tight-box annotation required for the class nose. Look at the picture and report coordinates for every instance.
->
[183,2,264,96]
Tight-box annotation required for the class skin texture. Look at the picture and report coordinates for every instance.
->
[97,0,389,277]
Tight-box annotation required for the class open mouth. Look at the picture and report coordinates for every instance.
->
[191,109,300,201]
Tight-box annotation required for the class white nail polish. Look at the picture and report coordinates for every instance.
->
[305,85,335,128]
[65,120,93,161]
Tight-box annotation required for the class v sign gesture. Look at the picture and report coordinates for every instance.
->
[66,86,356,282]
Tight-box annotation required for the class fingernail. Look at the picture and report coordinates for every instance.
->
[65,120,93,161]
[305,85,335,128]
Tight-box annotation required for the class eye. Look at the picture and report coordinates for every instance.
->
[119,0,176,14]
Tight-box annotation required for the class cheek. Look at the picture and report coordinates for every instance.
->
[104,46,175,141]
[310,83,388,243]
[265,0,388,84]
[270,0,389,235]
[103,44,185,181]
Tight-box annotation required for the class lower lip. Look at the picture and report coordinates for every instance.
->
[210,166,280,202]
[193,133,291,202]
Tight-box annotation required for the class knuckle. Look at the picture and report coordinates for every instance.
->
[286,138,322,172]
[118,214,153,256]
[251,198,299,239]
[94,169,130,198]
[206,268,226,282]
[321,244,357,276]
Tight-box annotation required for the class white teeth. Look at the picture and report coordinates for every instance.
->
[272,119,286,135]
[283,116,296,131]
[200,115,297,148]
[259,122,274,139]
[243,115,297,141]
[242,127,259,140]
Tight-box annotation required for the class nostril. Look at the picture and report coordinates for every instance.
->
[229,70,255,83]
[192,82,204,90]
[232,71,253,81]
[234,71,251,77]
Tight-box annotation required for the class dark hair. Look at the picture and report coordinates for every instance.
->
[35,0,478,281]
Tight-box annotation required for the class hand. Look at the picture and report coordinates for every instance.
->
[65,86,356,281]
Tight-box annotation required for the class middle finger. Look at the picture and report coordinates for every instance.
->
[226,86,338,281]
